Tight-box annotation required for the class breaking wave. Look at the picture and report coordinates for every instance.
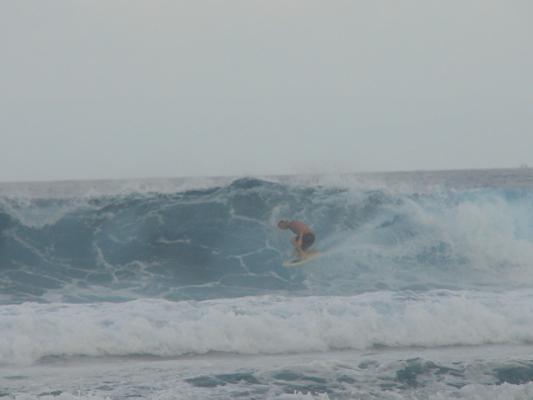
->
[1,177,533,304]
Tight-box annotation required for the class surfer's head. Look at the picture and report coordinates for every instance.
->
[278,220,290,229]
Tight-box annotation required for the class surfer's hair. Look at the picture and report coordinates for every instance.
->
[278,220,289,229]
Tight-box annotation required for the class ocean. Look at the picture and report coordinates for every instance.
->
[2,168,533,399]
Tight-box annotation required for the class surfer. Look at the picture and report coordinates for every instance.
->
[277,220,315,259]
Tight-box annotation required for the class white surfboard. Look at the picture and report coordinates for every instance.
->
[282,250,321,267]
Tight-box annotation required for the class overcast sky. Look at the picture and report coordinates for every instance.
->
[1,1,532,182]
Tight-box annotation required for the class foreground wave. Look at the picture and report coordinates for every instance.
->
[2,289,533,365]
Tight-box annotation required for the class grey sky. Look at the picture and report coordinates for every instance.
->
[1,1,532,182]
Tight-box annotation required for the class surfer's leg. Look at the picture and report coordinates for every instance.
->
[291,236,305,258]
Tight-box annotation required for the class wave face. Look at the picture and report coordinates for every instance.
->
[2,172,533,304]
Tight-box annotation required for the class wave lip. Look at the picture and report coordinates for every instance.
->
[2,290,533,365]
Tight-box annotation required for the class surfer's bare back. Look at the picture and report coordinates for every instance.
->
[277,220,315,259]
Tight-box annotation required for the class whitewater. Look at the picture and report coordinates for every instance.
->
[2,168,533,399]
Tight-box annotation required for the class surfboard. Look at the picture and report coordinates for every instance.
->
[282,250,321,267]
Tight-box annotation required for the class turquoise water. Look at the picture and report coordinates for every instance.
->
[2,169,533,399]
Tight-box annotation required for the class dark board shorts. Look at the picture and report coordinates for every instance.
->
[301,232,315,250]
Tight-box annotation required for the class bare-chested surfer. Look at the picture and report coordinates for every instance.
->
[277,220,315,259]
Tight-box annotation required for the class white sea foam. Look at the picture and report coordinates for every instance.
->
[2,290,533,365]
[425,194,533,272]
[10,394,110,400]
[346,383,533,400]
[317,187,533,285]
[7,376,533,400]
[9,391,332,400]
[429,382,533,400]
